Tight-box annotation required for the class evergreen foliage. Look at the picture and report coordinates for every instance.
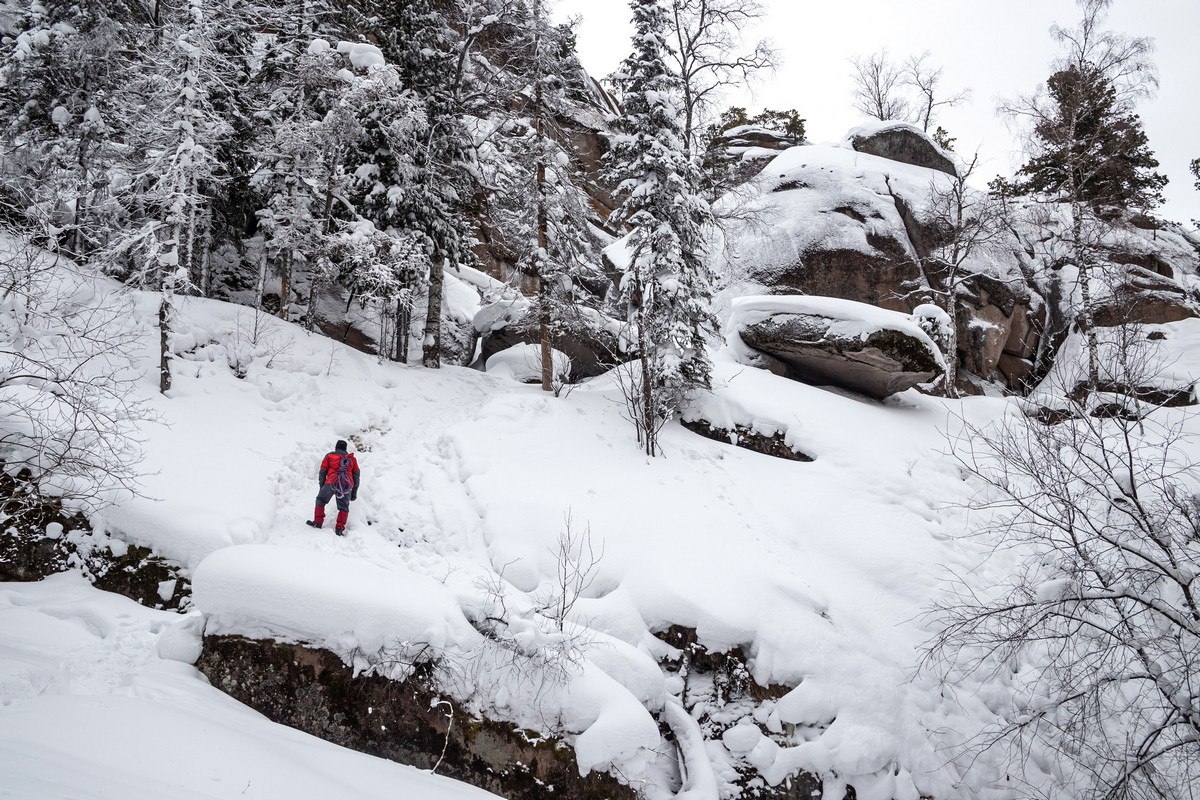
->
[360,0,477,368]
[1007,64,1167,212]
[704,105,805,144]
[607,0,717,453]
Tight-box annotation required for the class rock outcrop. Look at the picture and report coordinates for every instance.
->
[0,472,186,609]
[1092,266,1198,327]
[709,143,939,314]
[730,296,943,399]
[706,125,1200,395]
[478,307,627,381]
[681,418,814,461]
[197,635,638,800]
[846,121,957,176]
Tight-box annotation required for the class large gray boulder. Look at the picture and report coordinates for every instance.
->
[846,122,957,177]
[730,296,943,399]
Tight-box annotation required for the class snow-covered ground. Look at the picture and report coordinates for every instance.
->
[0,573,501,800]
[7,255,1200,798]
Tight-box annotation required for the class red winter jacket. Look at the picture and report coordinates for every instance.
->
[319,451,361,491]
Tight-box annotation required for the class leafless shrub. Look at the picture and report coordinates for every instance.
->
[0,237,150,523]
[927,323,1200,800]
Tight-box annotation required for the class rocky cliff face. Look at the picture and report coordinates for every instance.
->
[708,125,1200,394]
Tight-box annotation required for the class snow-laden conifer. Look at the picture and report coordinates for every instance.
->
[607,0,717,455]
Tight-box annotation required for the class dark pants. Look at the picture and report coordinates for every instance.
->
[312,482,350,525]
[315,483,350,512]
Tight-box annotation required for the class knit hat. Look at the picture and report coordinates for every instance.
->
[335,439,348,452]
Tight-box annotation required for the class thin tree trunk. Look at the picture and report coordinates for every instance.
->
[633,281,656,457]
[398,297,412,362]
[534,69,553,391]
[422,254,444,368]
[279,255,290,320]
[1072,198,1100,389]
[159,292,172,394]
[255,253,267,312]
[945,273,960,398]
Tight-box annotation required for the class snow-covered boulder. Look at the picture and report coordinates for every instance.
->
[710,142,950,314]
[729,296,944,399]
[845,121,956,177]
[479,307,626,380]
[485,343,571,384]
[1091,265,1198,327]
[703,124,802,189]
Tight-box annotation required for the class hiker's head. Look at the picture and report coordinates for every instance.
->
[335,440,348,452]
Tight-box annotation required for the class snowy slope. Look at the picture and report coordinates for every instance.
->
[30,271,997,796]
[11,257,1200,798]
[0,573,501,800]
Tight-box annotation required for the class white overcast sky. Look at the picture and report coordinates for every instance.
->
[553,0,1200,226]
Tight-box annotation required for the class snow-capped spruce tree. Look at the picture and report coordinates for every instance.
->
[483,3,598,391]
[338,62,429,361]
[358,0,476,369]
[116,0,233,392]
[251,38,350,325]
[0,0,145,258]
[607,0,717,456]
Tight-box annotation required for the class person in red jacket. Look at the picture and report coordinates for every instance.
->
[306,440,361,535]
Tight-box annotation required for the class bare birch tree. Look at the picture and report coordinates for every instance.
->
[664,0,777,161]
[998,0,1161,391]
[903,52,969,133]
[921,154,1004,396]
[849,49,909,122]
[929,325,1200,800]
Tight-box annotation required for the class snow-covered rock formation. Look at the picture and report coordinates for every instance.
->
[707,124,1200,394]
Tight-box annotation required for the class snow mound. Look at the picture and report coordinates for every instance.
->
[0,574,501,800]
[485,343,570,383]
[193,544,472,671]
[337,41,385,70]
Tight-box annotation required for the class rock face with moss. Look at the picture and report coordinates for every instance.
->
[730,297,943,399]
[0,472,186,609]
[846,122,957,176]
[196,635,638,800]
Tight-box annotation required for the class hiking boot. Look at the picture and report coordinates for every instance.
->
[334,527,345,536]
[305,520,322,529]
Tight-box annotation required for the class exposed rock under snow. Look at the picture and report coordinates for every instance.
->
[728,295,944,399]
[844,121,957,176]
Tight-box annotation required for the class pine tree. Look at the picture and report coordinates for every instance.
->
[607,0,717,456]
[0,0,147,257]
[359,0,476,369]
[1010,64,1167,212]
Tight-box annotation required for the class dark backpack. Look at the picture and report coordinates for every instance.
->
[333,453,355,499]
